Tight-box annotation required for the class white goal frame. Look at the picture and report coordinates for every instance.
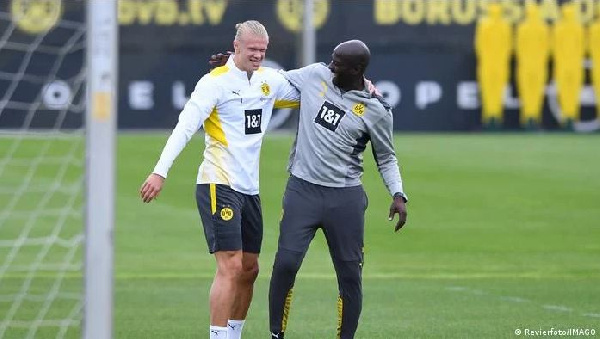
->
[84,1,117,339]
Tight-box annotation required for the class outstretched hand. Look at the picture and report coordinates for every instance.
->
[140,173,165,203]
[388,196,407,232]
[209,51,232,68]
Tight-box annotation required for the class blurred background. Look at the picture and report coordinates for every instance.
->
[1,0,599,132]
[1,1,599,338]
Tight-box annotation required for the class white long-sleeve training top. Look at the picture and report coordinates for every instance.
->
[153,56,299,195]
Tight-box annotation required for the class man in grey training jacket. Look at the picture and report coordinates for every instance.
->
[269,40,408,339]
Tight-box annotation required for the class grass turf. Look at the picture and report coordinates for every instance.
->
[1,133,599,338]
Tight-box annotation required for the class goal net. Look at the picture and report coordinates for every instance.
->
[0,1,112,338]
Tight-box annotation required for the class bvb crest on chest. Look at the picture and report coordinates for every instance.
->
[352,103,366,117]
[261,82,270,96]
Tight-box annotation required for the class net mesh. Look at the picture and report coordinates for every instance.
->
[0,1,85,338]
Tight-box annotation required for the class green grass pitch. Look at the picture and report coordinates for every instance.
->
[1,133,599,338]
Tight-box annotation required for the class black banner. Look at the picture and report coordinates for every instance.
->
[1,0,598,131]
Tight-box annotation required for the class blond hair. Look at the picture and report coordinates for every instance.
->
[234,20,269,42]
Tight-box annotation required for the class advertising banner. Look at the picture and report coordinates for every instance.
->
[1,0,598,131]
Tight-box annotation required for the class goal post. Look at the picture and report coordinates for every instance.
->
[84,1,117,339]
[0,0,117,336]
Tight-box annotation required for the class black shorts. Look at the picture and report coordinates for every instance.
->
[196,184,263,254]
[278,176,368,261]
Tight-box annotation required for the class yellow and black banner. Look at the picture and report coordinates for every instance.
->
[1,0,598,131]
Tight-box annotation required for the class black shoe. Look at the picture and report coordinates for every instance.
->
[271,332,284,339]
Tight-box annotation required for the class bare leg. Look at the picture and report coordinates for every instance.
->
[210,250,243,326]
[230,252,260,320]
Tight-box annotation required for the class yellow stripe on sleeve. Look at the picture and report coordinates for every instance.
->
[274,99,300,109]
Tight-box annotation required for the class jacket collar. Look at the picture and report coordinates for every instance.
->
[227,55,254,80]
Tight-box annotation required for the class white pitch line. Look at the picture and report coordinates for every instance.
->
[542,305,573,313]
[499,296,529,303]
[446,286,598,319]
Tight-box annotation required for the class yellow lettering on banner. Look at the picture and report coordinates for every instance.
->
[478,0,490,17]
[203,0,227,24]
[426,0,451,25]
[374,0,401,25]
[401,0,425,25]
[118,0,227,25]
[136,1,155,25]
[371,0,600,25]
[156,0,178,25]
[118,0,136,25]
[452,0,476,25]
[502,0,522,22]
[93,92,111,122]
[188,0,203,24]
[540,0,559,22]
[575,0,595,23]
[189,0,228,25]
[370,0,600,26]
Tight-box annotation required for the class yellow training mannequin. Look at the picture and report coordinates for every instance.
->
[475,3,513,127]
[516,2,550,128]
[552,3,585,127]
